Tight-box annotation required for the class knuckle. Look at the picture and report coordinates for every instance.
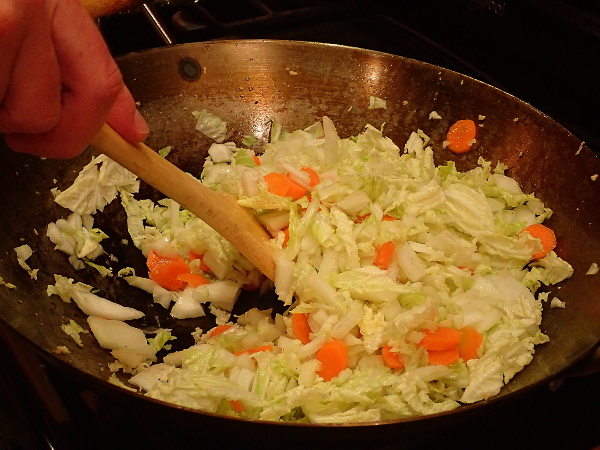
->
[0,107,60,134]
[95,63,125,104]
[0,2,22,35]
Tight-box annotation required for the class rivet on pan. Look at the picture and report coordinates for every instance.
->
[179,58,201,81]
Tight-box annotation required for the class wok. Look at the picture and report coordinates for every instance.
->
[1,40,600,448]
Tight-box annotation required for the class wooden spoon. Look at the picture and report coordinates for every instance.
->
[90,124,276,281]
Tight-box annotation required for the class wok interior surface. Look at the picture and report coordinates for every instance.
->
[1,40,599,443]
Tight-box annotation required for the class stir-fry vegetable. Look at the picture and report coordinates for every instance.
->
[41,116,574,423]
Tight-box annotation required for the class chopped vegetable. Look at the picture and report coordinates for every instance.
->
[381,345,404,370]
[458,326,483,362]
[264,172,290,197]
[60,319,88,347]
[446,119,477,154]
[188,251,212,272]
[373,241,396,269]
[193,109,227,143]
[230,400,245,412]
[176,272,210,287]
[41,116,574,424]
[521,223,557,259]
[147,250,190,291]
[427,346,460,366]
[234,344,274,356]
[263,172,307,199]
[281,226,290,247]
[316,339,348,381]
[291,313,312,344]
[285,175,308,199]
[418,327,462,351]
[208,324,232,338]
[301,166,320,187]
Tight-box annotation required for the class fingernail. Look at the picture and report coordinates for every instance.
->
[134,109,149,137]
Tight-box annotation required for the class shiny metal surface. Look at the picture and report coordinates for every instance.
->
[0,40,599,446]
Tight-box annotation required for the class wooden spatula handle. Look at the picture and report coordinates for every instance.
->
[91,124,276,281]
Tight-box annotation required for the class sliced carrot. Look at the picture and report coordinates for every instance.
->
[520,223,557,259]
[301,166,320,187]
[382,345,404,370]
[373,241,396,269]
[446,119,477,154]
[146,250,164,271]
[264,172,290,197]
[147,250,190,291]
[418,327,462,351]
[458,326,483,362]
[252,155,261,166]
[188,251,202,262]
[291,313,312,345]
[316,339,348,381]
[188,251,212,272]
[264,172,308,199]
[382,215,397,221]
[281,226,291,248]
[209,324,232,338]
[176,272,210,287]
[284,174,308,199]
[229,399,245,412]
[235,344,274,356]
[427,346,460,366]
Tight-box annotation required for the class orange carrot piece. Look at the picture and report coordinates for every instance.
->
[252,155,261,166]
[521,223,557,259]
[146,250,164,271]
[147,250,190,291]
[176,272,210,287]
[264,172,290,197]
[427,346,460,366]
[188,251,212,272]
[234,344,274,356]
[209,324,232,338]
[382,215,397,221]
[301,166,320,187]
[281,227,290,248]
[382,345,404,370]
[316,339,348,381]
[188,250,202,262]
[291,313,312,345]
[418,327,462,351]
[446,119,477,154]
[458,326,483,362]
[284,174,308,199]
[229,400,245,412]
[373,241,396,269]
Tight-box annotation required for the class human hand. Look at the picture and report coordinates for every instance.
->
[0,0,149,159]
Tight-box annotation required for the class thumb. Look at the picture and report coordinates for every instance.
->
[105,84,149,144]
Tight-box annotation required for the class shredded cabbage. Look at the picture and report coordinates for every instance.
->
[43,116,573,423]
